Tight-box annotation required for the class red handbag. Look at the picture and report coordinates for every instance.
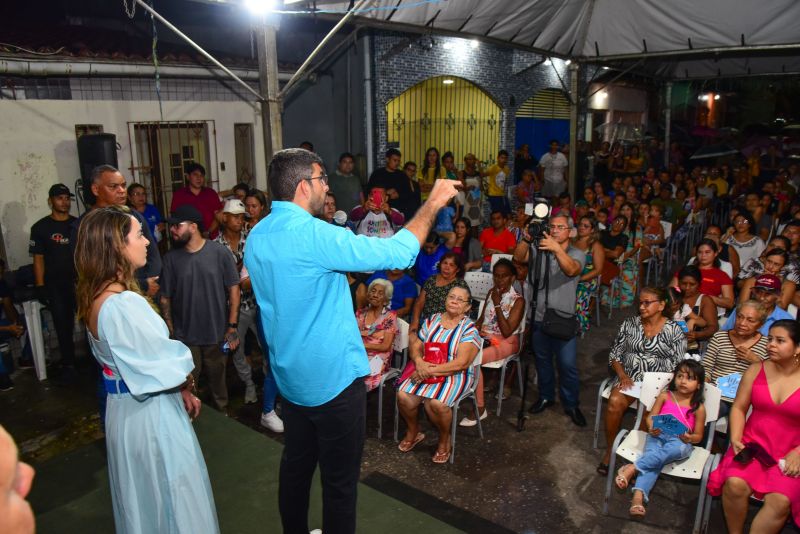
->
[396,342,449,385]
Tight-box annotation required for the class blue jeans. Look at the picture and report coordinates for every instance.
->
[633,434,693,502]
[256,309,280,414]
[531,322,580,409]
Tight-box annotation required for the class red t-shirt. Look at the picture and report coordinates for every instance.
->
[170,186,222,234]
[699,267,732,297]
[479,228,517,262]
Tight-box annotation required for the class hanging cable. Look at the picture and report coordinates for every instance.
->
[148,0,164,121]
[0,43,65,56]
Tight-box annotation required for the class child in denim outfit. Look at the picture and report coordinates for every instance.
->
[614,359,707,519]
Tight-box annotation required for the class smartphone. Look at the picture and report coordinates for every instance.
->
[371,189,384,207]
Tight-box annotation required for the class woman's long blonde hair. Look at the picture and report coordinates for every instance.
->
[75,207,141,322]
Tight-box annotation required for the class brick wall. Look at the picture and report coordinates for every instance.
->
[369,31,570,170]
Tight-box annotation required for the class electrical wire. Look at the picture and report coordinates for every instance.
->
[0,42,66,56]
[148,0,165,121]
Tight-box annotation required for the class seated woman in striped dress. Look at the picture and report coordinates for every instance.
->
[396,286,482,464]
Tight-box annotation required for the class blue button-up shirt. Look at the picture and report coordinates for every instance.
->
[244,201,420,406]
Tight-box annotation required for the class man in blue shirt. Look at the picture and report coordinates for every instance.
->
[721,274,794,335]
[245,148,459,534]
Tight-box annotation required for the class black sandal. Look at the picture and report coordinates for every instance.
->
[596,462,609,476]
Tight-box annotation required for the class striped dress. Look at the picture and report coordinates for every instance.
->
[398,313,482,407]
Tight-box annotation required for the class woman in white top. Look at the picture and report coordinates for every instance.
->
[724,211,766,269]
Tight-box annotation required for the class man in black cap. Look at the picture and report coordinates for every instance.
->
[29,184,77,370]
[160,205,241,412]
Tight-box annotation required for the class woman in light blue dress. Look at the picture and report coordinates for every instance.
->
[75,207,219,534]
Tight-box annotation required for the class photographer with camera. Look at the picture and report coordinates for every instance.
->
[513,212,587,427]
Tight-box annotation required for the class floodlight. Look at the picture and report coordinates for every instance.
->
[244,0,275,14]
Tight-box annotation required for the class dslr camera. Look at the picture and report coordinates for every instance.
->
[526,198,551,244]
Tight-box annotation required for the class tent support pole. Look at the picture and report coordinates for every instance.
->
[568,62,579,200]
[663,81,672,168]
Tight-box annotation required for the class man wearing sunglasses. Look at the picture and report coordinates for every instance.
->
[513,213,587,427]
[245,148,460,534]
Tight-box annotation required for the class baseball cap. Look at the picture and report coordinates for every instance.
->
[754,274,781,292]
[223,199,246,215]
[575,199,589,207]
[48,184,74,198]
[167,205,204,231]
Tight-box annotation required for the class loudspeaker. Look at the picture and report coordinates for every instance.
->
[77,134,118,205]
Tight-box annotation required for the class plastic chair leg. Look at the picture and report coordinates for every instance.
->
[393,395,400,443]
[593,390,605,449]
[473,396,484,439]
[449,404,459,464]
[496,363,507,416]
[377,382,384,439]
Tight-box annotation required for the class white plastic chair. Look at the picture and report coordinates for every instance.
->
[375,318,408,439]
[592,371,672,449]
[464,271,493,301]
[393,345,484,464]
[448,346,484,463]
[603,377,722,534]
[490,253,513,271]
[479,301,528,416]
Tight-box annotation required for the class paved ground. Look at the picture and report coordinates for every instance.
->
[1,304,794,533]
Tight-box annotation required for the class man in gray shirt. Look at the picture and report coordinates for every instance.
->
[513,213,587,426]
[161,205,241,411]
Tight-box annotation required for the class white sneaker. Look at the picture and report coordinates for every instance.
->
[244,383,257,404]
[260,410,284,433]
[309,530,322,534]
[459,409,488,427]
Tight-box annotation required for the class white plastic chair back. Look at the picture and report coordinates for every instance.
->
[490,253,513,271]
[703,383,722,424]
[789,303,799,319]
[639,372,675,411]
[661,220,673,240]
[464,271,493,301]
[393,318,409,352]
[719,259,733,278]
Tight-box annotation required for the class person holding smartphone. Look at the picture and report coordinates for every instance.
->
[349,185,405,238]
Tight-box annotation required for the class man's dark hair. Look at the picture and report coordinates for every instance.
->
[784,220,800,230]
[403,161,417,170]
[233,182,250,195]
[268,148,325,201]
[90,164,120,185]
[299,141,314,151]
[424,231,439,244]
[549,139,559,145]
[326,191,336,200]
[386,148,401,159]
[185,162,206,176]
[127,183,145,195]
[498,149,509,158]
[339,152,354,163]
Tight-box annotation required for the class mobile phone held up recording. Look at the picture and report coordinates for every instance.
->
[371,189,384,208]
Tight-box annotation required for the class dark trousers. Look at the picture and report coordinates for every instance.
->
[279,377,366,534]
[46,284,76,365]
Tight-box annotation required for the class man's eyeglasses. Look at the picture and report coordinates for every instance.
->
[306,174,329,185]
[548,224,568,231]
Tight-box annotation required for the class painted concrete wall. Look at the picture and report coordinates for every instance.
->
[0,98,263,269]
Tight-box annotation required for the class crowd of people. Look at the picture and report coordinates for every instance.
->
[2,135,800,534]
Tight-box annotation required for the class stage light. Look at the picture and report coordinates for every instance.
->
[565,59,571,66]
[599,91,608,99]
[443,79,454,85]
[244,0,275,15]
[714,94,720,101]
[471,40,479,49]
[442,41,453,50]
[544,58,552,66]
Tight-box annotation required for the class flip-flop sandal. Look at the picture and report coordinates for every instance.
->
[398,432,425,453]
[629,504,646,519]
[432,448,451,464]
[615,466,631,491]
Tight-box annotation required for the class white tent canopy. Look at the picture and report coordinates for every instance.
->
[303,0,800,78]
